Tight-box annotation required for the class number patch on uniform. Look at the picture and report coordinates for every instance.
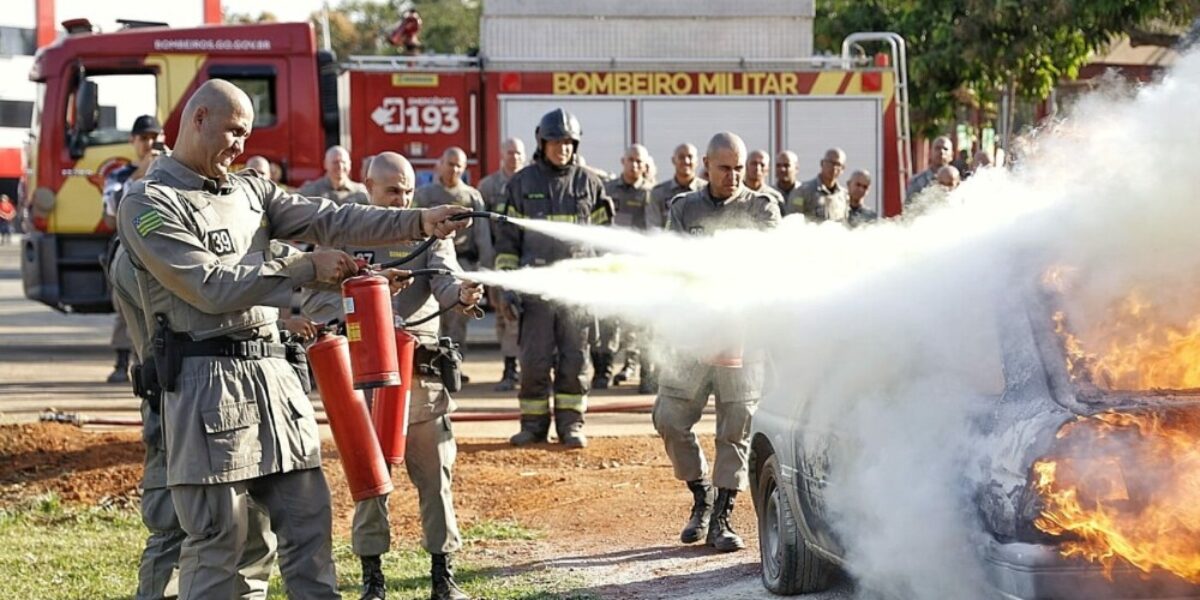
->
[353,251,376,264]
[206,229,236,256]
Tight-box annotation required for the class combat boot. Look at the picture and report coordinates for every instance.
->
[637,361,658,395]
[494,357,519,392]
[680,479,713,543]
[359,555,386,600]
[612,352,638,386]
[707,488,746,552]
[591,352,613,390]
[430,553,469,600]
[509,415,550,446]
[555,410,588,448]
[106,350,130,384]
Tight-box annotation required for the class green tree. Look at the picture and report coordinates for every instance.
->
[311,0,481,59]
[816,0,1196,138]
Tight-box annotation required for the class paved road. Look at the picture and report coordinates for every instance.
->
[0,235,855,600]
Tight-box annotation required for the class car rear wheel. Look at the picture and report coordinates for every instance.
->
[758,454,836,594]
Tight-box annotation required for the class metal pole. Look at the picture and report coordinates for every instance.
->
[321,2,332,53]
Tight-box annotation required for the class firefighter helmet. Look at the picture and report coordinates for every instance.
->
[535,108,582,148]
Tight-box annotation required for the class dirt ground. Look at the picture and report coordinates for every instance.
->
[0,423,773,599]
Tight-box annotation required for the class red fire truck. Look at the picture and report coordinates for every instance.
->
[21,19,910,313]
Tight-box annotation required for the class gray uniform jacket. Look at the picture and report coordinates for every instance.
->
[848,204,879,227]
[494,158,613,270]
[477,169,515,213]
[648,176,706,229]
[905,168,936,202]
[415,180,494,267]
[791,176,849,222]
[746,183,786,215]
[667,184,781,235]
[605,176,655,230]
[297,176,368,205]
[118,156,429,486]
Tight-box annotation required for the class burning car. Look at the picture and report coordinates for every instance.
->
[749,274,1200,598]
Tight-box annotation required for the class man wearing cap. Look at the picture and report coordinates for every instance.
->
[102,114,165,384]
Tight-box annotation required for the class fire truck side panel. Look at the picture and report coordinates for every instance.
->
[346,69,481,185]
[480,69,901,214]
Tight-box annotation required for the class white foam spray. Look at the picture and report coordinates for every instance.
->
[470,52,1200,597]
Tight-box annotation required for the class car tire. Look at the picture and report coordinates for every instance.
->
[757,454,836,595]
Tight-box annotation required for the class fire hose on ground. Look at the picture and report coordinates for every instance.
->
[37,402,656,428]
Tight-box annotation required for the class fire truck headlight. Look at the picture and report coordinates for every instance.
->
[32,187,55,215]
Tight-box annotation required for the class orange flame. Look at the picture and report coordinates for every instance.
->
[1034,411,1200,582]
[1052,287,1200,391]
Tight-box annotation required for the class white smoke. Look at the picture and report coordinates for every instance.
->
[469,51,1200,597]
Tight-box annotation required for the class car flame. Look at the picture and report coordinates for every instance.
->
[1033,411,1200,583]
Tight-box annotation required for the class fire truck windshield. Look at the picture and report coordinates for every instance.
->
[74,72,157,147]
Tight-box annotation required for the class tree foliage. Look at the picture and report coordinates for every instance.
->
[312,0,481,59]
[815,0,1196,137]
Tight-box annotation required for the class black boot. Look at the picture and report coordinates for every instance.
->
[680,479,713,543]
[359,555,386,600]
[430,553,469,600]
[707,488,745,552]
[555,409,587,449]
[637,359,658,395]
[106,350,130,384]
[494,357,518,392]
[591,352,613,390]
[612,352,638,386]
[509,415,550,446]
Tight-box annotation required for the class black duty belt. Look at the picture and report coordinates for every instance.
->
[179,337,287,360]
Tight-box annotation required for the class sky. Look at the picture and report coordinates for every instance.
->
[224,0,330,23]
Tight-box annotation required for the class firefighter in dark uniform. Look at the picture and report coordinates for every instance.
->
[656,132,780,553]
[117,80,471,599]
[493,109,613,448]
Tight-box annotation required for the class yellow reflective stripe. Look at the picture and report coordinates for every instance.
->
[519,398,550,415]
[590,207,610,224]
[555,393,588,412]
[504,204,525,218]
[547,214,578,223]
[495,253,519,270]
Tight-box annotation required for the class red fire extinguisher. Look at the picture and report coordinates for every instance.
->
[373,328,417,464]
[308,332,394,501]
[342,273,400,389]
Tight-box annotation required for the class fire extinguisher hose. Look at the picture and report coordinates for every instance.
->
[377,212,509,269]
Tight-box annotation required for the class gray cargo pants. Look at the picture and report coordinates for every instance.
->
[351,414,462,556]
[653,361,762,491]
[171,468,338,600]
[139,401,276,600]
[518,296,591,417]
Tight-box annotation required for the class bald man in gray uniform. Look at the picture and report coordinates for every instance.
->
[657,132,779,554]
[298,145,368,204]
[118,79,471,599]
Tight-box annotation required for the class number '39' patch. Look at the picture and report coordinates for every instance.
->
[207,229,236,256]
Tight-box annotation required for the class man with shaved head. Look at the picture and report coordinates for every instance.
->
[478,137,526,391]
[592,144,656,389]
[303,151,480,600]
[846,169,878,227]
[415,147,492,363]
[906,135,953,201]
[648,142,705,230]
[656,131,779,555]
[245,155,271,179]
[117,79,471,599]
[298,145,368,204]
[744,149,785,212]
[774,150,799,200]
[789,147,849,222]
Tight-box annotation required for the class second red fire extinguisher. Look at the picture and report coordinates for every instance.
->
[373,327,416,464]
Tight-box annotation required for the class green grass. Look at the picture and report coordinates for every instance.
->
[0,495,592,600]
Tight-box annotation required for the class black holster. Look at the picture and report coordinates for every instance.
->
[152,314,184,393]
[281,332,313,394]
[415,337,463,393]
[131,357,163,412]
